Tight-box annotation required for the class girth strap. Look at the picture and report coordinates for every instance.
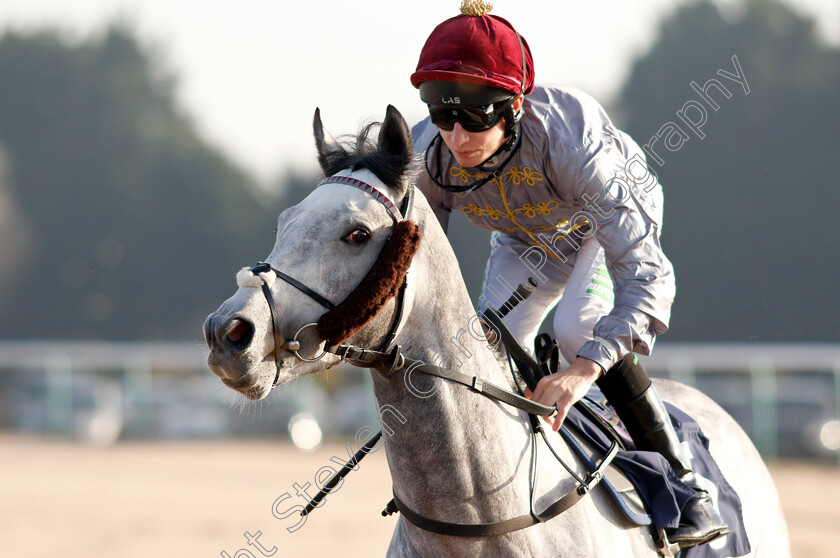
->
[390,492,543,537]
[386,434,619,537]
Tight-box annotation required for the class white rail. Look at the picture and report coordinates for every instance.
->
[0,341,838,460]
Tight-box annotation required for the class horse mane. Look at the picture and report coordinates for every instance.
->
[316,120,417,197]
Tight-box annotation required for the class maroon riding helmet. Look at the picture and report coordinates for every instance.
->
[411,9,535,140]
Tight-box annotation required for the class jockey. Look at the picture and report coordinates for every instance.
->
[410,1,729,548]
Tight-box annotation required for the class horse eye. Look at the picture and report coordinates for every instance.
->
[345,228,370,246]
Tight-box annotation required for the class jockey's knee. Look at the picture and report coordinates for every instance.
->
[552,311,593,365]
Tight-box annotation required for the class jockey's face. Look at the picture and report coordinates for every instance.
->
[438,96,523,168]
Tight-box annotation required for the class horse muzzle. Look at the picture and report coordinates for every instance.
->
[204,313,259,376]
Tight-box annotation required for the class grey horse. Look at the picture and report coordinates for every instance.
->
[203,105,790,557]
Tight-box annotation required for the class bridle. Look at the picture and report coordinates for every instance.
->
[241,172,416,377]
[239,170,619,538]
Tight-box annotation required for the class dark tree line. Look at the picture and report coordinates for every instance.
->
[0,27,284,339]
[617,0,840,342]
[0,0,836,343]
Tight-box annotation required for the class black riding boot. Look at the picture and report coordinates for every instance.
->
[597,354,730,548]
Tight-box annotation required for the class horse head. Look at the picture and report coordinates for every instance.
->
[203,105,423,401]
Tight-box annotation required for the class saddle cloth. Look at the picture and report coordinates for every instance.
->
[563,388,751,558]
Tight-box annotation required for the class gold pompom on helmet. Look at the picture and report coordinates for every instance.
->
[459,0,494,17]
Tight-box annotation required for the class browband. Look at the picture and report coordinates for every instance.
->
[318,175,405,222]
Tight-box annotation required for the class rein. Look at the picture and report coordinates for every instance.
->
[318,320,619,537]
[301,283,620,538]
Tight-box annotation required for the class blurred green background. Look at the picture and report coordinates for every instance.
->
[0,0,837,457]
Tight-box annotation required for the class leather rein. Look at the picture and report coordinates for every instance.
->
[241,172,619,537]
[326,342,620,537]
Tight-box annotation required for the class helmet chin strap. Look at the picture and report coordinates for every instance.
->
[502,100,523,148]
[424,122,522,194]
[502,28,527,147]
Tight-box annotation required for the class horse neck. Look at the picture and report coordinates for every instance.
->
[369,206,535,517]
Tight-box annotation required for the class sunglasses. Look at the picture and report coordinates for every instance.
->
[428,98,515,133]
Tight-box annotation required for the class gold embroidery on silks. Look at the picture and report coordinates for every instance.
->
[449,166,484,183]
[462,205,505,221]
[451,165,580,258]
[514,201,558,218]
[504,166,544,186]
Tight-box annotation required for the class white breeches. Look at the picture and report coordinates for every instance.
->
[479,233,614,367]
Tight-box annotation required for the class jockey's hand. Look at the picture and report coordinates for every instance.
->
[526,357,603,431]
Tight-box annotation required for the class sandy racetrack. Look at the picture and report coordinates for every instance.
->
[1,435,837,557]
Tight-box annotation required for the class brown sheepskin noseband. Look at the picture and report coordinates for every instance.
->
[316,219,421,347]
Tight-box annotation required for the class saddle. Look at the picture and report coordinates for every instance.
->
[523,333,751,558]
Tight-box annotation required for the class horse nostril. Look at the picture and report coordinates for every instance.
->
[227,319,254,349]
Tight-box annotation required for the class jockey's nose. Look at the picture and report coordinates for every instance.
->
[451,122,471,146]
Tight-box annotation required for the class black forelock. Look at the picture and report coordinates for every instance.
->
[318,122,414,195]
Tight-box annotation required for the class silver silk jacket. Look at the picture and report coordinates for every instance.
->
[411,85,676,371]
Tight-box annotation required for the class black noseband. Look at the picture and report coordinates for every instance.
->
[249,262,337,311]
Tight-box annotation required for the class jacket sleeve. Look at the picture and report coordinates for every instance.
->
[549,125,676,372]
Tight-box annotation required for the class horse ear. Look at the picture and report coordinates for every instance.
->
[378,105,413,171]
[313,107,346,174]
